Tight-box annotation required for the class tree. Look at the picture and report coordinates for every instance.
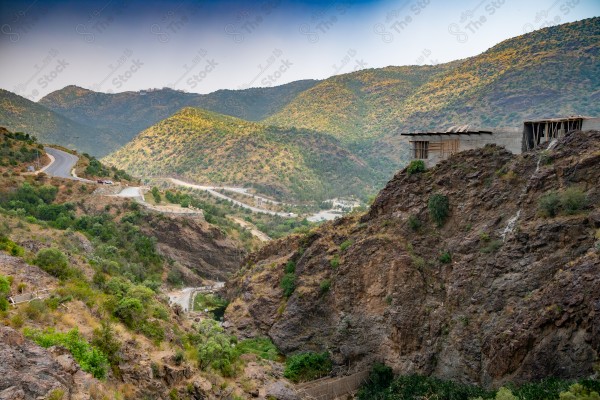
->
[34,248,72,279]
[428,193,449,227]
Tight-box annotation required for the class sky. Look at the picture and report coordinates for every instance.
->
[1,0,598,101]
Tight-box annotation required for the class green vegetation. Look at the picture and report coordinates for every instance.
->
[82,154,132,181]
[428,193,449,227]
[0,235,24,256]
[330,254,340,268]
[538,187,587,218]
[194,319,238,376]
[281,273,296,298]
[25,327,109,379]
[439,251,452,264]
[104,107,379,202]
[320,279,331,294]
[0,274,10,311]
[34,248,74,280]
[357,365,600,400]
[406,160,426,176]
[408,215,422,231]
[283,351,332,383]
[234,337,280,361]
[193,293,228,320]
[340,239,353,252]
[151,187,161,203]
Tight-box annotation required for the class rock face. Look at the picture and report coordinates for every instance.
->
[141,213,244,282]
[0,326,80,399]
[225,131,600,387]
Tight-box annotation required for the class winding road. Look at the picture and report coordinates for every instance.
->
[170,178,297,218]
[43,147,93,182]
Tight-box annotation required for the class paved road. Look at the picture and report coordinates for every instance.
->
[43,147,93,182]
[170,178,297,218]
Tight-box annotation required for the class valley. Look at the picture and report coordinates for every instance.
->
[0,15,599,400]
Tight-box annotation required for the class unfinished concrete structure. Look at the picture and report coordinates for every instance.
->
[402,125,521,166]
[522,116,600,151]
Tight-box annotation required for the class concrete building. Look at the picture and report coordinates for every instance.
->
[402,125,521,166]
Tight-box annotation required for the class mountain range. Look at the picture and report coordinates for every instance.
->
[1,17,598,201]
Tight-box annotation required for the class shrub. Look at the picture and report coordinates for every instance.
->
[320,279,331,294]
[25,328,108,379]
[92,320,121,367]
[559,383,600,400]
[281,273,296,298]
[151,187,161,204]
[114,297,143,327]
[357,363,394,399]
[284,352,332,383]
[284,260,296,274]
[428,194,449,227]
[330,254,340,268]
[406,160,426,176]
[235,337,280,361]
[340,240,353,252]
[538,192,561,217]
[439,251,452,264]
[408,215,421,231]
[481,239,503,254]
[195,319,238,376]
[560,188,587,215]
[34,248,72,279]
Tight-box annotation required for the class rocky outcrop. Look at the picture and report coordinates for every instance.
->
[0,326,88,400]
[141,213,244,282]
[225,131,600,387]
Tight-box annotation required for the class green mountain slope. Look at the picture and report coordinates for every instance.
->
[103,107,378,201]
[38,80,318,156]
[0,89,116,154]
[267,17,600,136]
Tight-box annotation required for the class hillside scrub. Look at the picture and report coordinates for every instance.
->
[283,351,332,383]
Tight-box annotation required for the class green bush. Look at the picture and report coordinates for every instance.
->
[428,194,449,227]
[25,328,108,379]
[34,248,73,279]
[406,160,426,176]
[0,236,24,257]
[114,297,143,327]
[357,363,394,399]
[439,251,452,264]
[91,320,121,367]
[340,240,353,252]
[320,279,331,294]
[283,352,332,383]
[195,319,238,376]
[408,215,421,231]
[560,188,587,215]
[559,383,600,400]
[235,337,280,361]
[281,273,296,298]
[539,192,561,217]
[284,260,296,274]
[330,254,340,268]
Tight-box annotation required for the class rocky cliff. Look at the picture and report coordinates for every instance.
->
[224,130,600,387]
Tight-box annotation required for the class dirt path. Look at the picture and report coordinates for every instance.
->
[229,217,271,242]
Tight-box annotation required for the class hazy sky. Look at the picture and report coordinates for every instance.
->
[1,0,598,100]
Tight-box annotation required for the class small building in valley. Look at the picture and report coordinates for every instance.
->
[401,125,521,166]
[522,116,600,151]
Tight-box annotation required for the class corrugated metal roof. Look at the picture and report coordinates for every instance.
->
[523,115,592,123]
